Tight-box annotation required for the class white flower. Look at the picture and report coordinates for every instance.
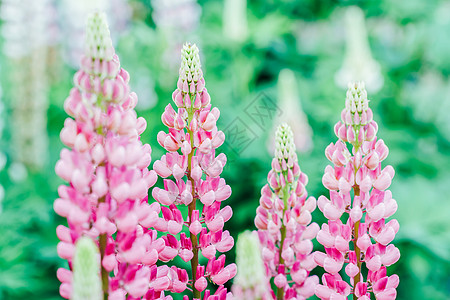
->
[335,6,383,93]
[223,0,248,42]
[72,238,102,300]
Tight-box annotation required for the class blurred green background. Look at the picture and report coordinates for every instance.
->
[0,0,449,299]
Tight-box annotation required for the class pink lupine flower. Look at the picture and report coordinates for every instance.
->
[314,82,400,299]
[152,43,235,299]
[54,13,170,299]
[255,123,319,300]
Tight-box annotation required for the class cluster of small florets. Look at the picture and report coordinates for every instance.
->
[55,13,170,299]
[334,82,378,147]
[274,123,297,165]
[314,82,400,299]
[344,82,370,120]
[171,44,210,110]
[84,14,114,61]
[255,123,319,299]
[53,9,401,300]
[152,43,235,299]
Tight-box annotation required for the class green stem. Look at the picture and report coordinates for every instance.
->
[276,174,289,300]
[94,71,108,300]
[186,108,201,299]
[276,225,286,300]
[351,128,362,300]
[98,197,109,300]
[352,186,362,300]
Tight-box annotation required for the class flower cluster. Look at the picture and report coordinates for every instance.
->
[152,43,235,299]
[314,82,400,299]
[255,123,319,299]
[232,231,271,300]
[54,13,170,299]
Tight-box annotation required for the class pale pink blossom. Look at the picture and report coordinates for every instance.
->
[54,13,169,299]
[314,82,399,299]
[255,123,319,299]
[152,43,235,298]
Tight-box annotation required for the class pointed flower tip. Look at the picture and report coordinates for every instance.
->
[341,81,374,127]
[275,123,297,163]
[235,231,266,289]
[72,237,102,300]
[85,12,114,61]
[345,81,369,112]
[237,231,261,258]
[179,42,203,83]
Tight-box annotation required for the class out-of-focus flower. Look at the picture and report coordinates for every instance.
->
[232,231,271,300]
[72,237,102,300]
[1,0,51,169]
[256,123,319,299]
[404,71,450,141]
[54,13,169,299]
[223,0,248,42]
[151,0,201,69]
[7,162,27,183]
[335,6,383,93]
[425,2,450,72]
[152,43,235,298]
[314,82,400,299]
[269,69,313,154]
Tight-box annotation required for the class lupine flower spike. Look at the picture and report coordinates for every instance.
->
[54,12,171,299]
[314,82,400,299]
[152,43,235,299]
[232,231,271,300]
[255,123,319,300]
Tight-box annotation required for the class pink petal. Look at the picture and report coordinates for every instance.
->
[324,257,343,274]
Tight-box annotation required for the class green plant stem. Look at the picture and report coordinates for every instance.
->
[96,77,108,300]
[276,176,289,300]
[98,197,108,300]
[187,108,201,299]
[276,225,286,300]
[352,134,362,300]
[353,186,362,300]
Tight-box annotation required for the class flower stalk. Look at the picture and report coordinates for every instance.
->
[152,43,236,299]
[255,123,319,299]
[314,82,400,299]
[54,12,170,299]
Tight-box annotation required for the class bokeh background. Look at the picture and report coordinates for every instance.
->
[0,0,449,299]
